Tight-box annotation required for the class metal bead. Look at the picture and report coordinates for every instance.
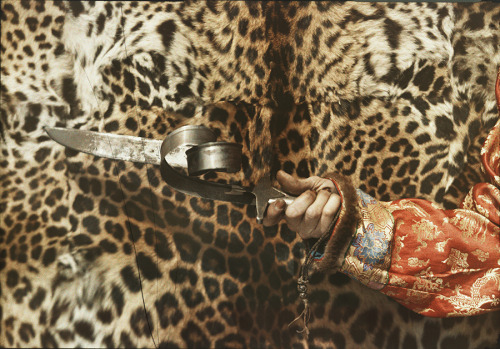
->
[297,284,308,293]
[299,292,309,299]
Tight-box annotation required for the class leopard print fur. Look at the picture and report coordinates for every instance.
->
[1,1,499,348]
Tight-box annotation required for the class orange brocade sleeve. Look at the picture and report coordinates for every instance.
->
[329,70,500,317]
[311,71,500,317]
[339,119,500,318]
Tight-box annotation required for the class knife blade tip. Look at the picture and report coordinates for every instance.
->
[43,126,68,144]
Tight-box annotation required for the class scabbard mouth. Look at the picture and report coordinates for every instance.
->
[160,125,254,205]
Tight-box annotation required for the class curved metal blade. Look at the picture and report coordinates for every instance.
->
[44,127,165,165]
[44,126,296,222]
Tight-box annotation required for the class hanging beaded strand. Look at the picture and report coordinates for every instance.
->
[288,197,342,339]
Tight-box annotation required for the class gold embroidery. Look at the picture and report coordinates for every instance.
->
[389,274,408,287]
[461,190,475,211]
[471,249,489,262]
[445,248,469,273]
[475,203,489,217]
[416,241,428,252]
[438,269,500,316]
[429,202,444,210]
[386,200,429,217]
[340,256,389,291]
[361,202,394,232]
[476,191,499,218]
[383,290,399,297]
[412,267,448,293]
[392,235,406,270]
[408,257,430,268]
[449,211,491,241]
[406,289,432,304]
[418,307,437,315]
[404,267,450,307]
[412,219,441,252]
[412,219,440,239]
[435,238,451,253]
[478,193,495,207]
[341,194,394,290]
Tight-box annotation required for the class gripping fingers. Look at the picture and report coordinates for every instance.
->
[285,190,316,230]
[266,171,340,234]
[316,193,341,236]
[263,199,286,226]
[301,189,331,239]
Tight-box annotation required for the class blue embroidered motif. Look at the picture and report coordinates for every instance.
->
[351,223,389,271]
[356,189,378,208]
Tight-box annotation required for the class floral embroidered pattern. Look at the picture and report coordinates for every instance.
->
[408,257,430,268]
[444,248,469,273]
[392,235,406,269]
[471,249,489,262]
[352,223,390,272]
[435,238,451,253]
[414,267,448,292]
[356,189,378,207]
[385,200,429,218]
[351,97,500,317]
[449,212,491,242]
[389,275,408,287]
[409,218,441,252]
[341,190,394,290]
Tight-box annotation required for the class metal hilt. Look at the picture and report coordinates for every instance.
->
[160,125,254,205]
[160,125,298,224]
[252,177,297,223]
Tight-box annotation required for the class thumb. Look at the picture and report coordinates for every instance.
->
[276,170,315,195]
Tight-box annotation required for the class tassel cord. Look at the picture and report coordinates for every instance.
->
[288,207,342,339]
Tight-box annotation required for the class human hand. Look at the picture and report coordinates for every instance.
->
[263,170,341,239]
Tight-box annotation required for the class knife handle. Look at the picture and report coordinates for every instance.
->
[267,196,296,206]
[255,195,297,224]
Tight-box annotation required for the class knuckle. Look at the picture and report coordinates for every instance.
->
[324,196,340,215]
[286,207,301,219]
[267,213,278,222]
[298,225,313,238]
[319,185,333,193]
[310,176,323,187]
[305,207,320,221]
[317,190,331,201]
[323,204,337,217]
[301,190,314,199]
[308,228,320,239]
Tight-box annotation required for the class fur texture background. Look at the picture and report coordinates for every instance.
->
[1,1,499,348]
